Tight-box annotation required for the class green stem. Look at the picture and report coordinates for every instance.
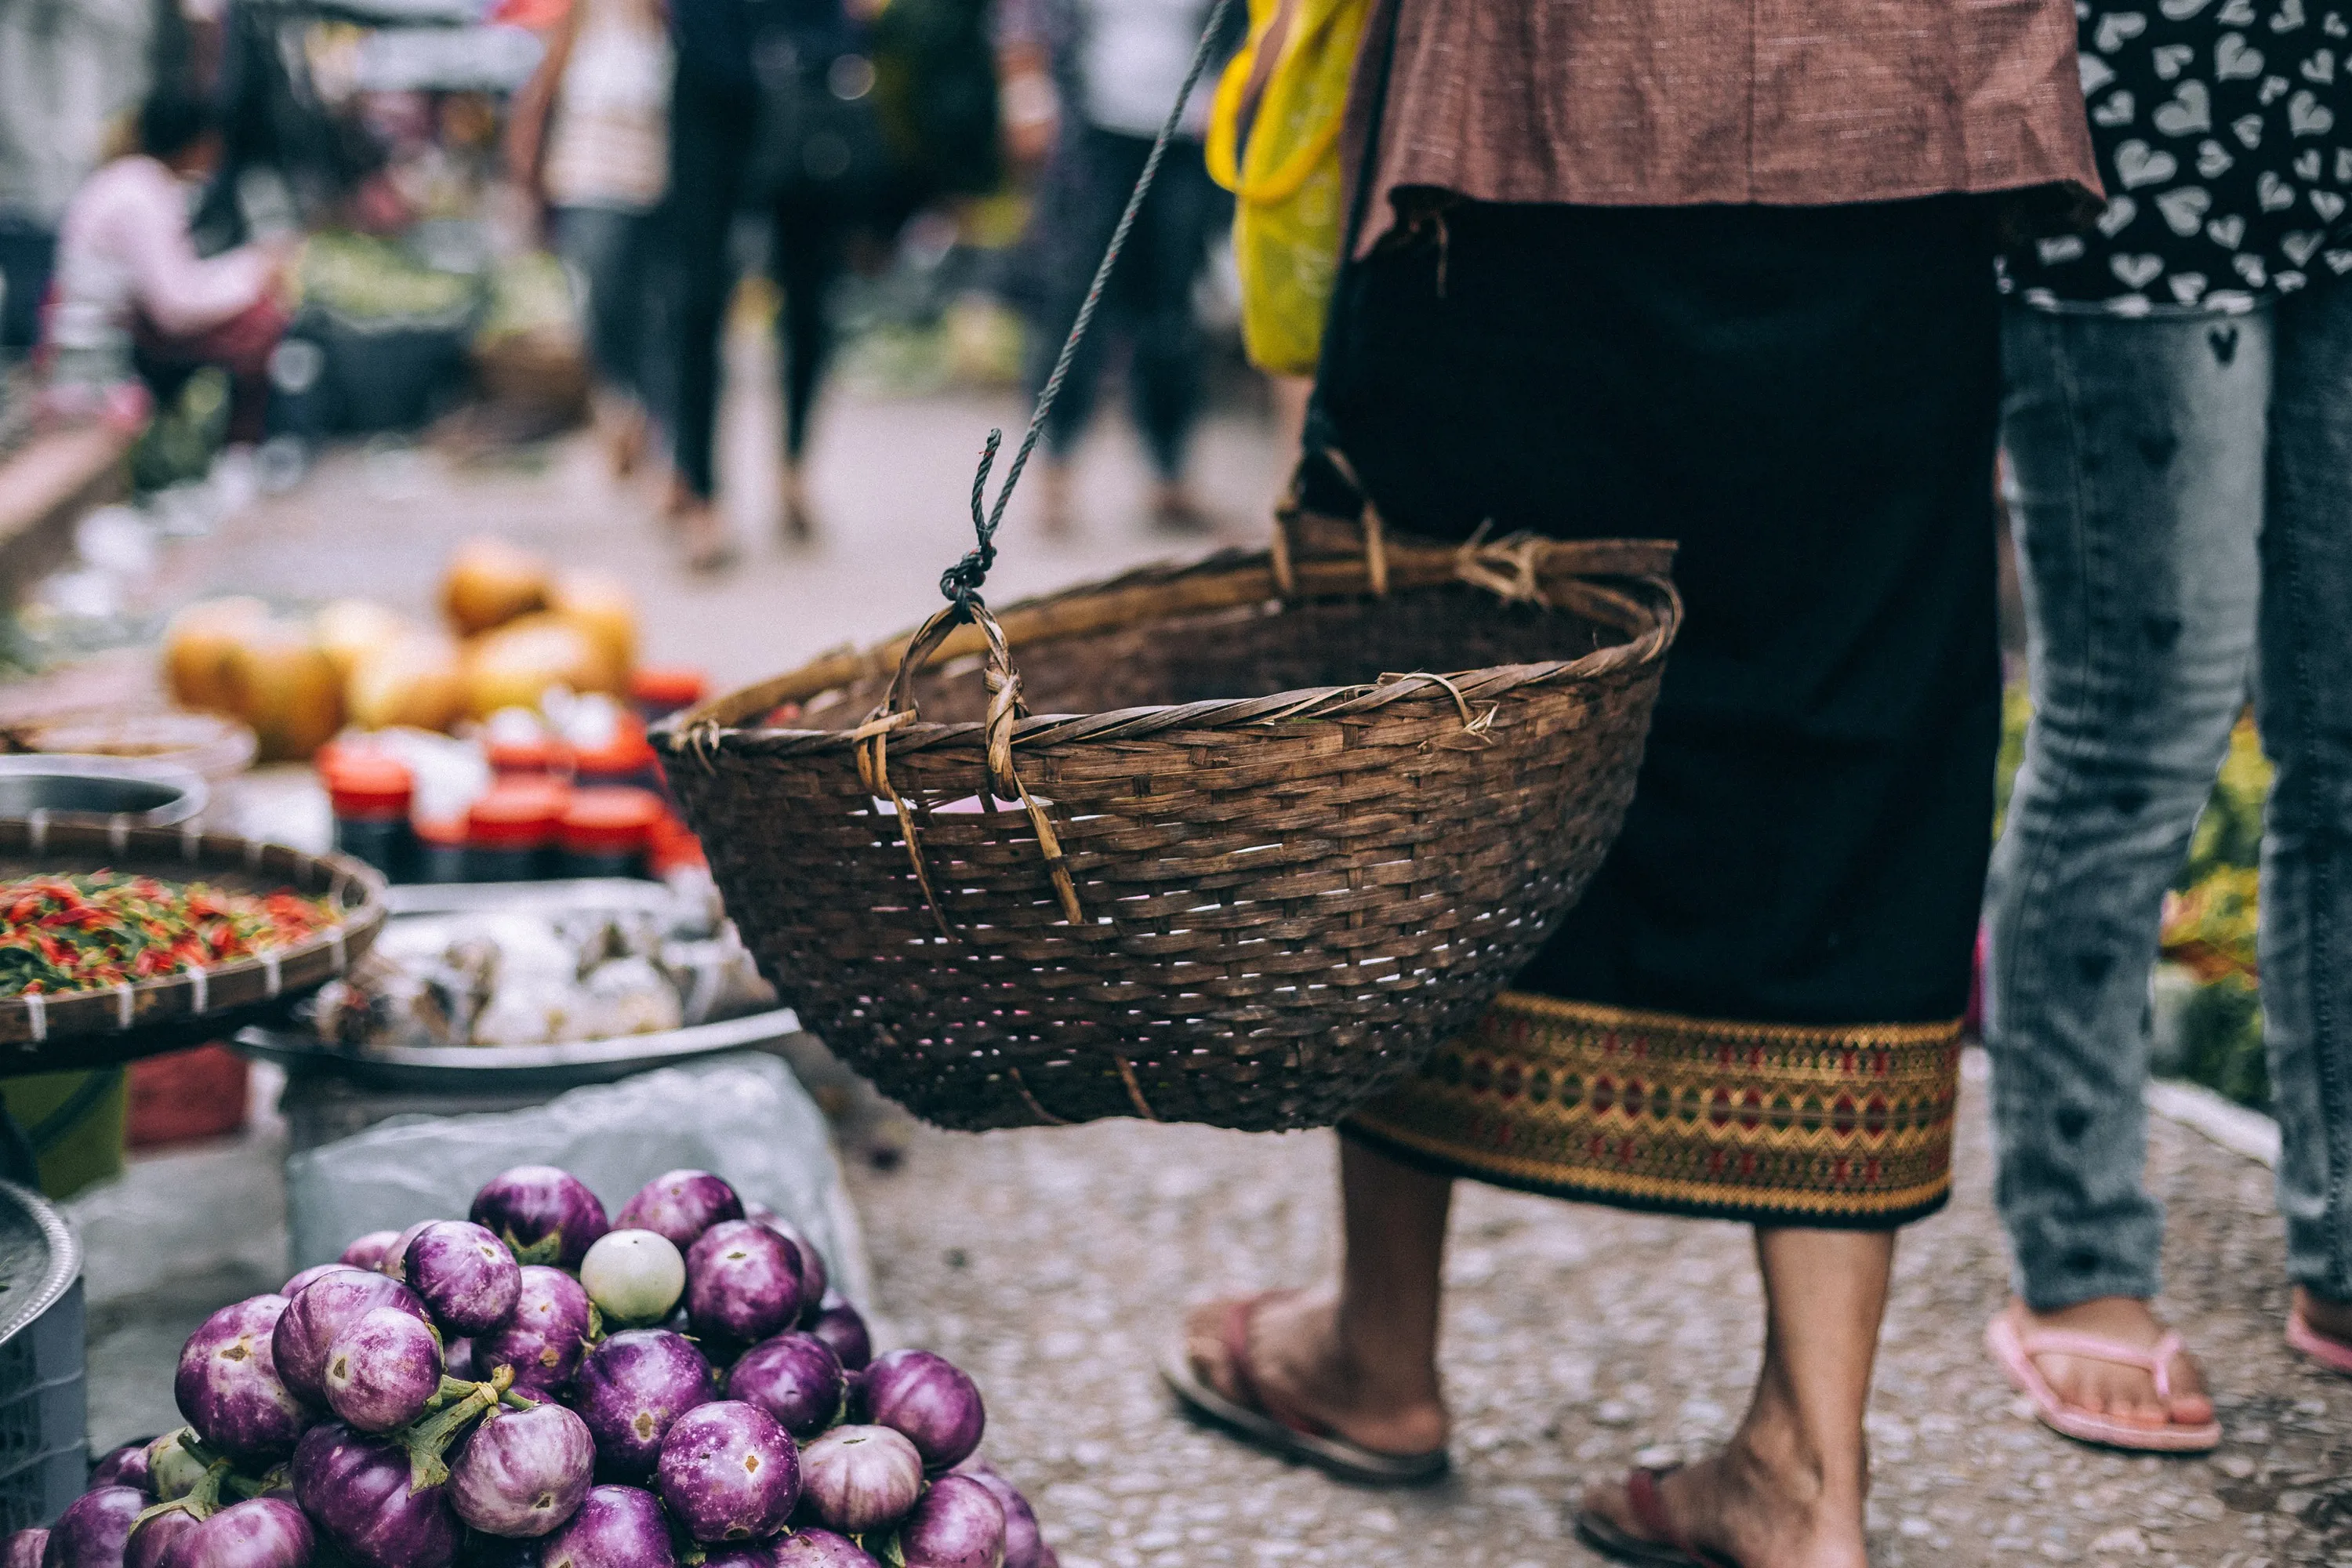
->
[398,1367,515,1494]
[132,1459,230,1532]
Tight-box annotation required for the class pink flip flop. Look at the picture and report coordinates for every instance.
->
[1986,1310,2221,1452]
[1571,1467,1741,1567]
[2287,1305,2352,1375]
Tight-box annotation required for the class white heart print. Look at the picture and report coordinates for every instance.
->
[2217,31,2267,74]
[2198,138,2237,175]
[2115,140,2181,187]
[2303,45,2337,78]
[2082,53,2119,93]
[2098,10,2151,48]
[2290,87,2336,132]
[2297,147,2325,177]
[2153,43,2199,76]
[2154,81,2212,133]
[2157,186,2216,232]
[2259,169,2299,207]
[2038,234,2089,264]
[2235,112,2267,146]
[2261,73,2292,102]
[2099,194,2142,235]
[2209,212,2249,245]
[2111,253,2166,288]
[2332,9,2351,31]
[2095,90,2139,125]
[2327,249,2352,270]
[2285,230,2326,263]
[2161,0,2212,16]
[2169,272,2212,301]
[2314,188,2349,220]
[2222,0,2259,21]
[2274,0,2309,28]
[2235,251,2271,283]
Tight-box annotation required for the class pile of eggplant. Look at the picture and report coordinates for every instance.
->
[15,1167,1052,1568]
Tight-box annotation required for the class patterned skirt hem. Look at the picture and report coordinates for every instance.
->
[1340,992,1965,1231]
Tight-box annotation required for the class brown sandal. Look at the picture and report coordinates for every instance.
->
[1573,1467,1743,1567]
[1160,1291,1450,1487]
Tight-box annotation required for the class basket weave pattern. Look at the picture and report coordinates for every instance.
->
[657,539,1678,1132]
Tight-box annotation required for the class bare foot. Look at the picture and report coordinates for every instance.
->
[673,503,738,574]
[1578,1427,1867,1568]
[1180,1293,1447,1457]
[779,464,816,544]
[1150,480,1211,533]
[2296,1287,2352,1343]
[1039,462,1075,539]
[601,400,650,479]
[2005,1298,2214,1430]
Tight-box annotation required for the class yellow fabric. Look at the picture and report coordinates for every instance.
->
[1205,0,1369,376]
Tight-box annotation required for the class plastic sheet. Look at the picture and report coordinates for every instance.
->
[285,1051,869,1305]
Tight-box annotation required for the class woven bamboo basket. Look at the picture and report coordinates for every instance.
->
[653,528,1679,1132]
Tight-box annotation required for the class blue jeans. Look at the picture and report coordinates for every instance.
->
[1989,289,2352,1308]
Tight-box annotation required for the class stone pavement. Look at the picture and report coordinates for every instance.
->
[51,379,2352,1566]
[845,1055,2350,1568]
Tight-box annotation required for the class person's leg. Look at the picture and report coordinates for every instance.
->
[1023,129,1138,533]
[1181,1134,1450,1457]
[1984,303,2267,1422]
[1127,143,1216,528]
[770,192,847,539]
[556,205,652,475]
[2259,278,2352,1345]
[663,71,753,564]
[1580,1229,1889,1568]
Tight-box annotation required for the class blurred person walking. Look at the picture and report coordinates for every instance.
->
[508,0,675,483]
[1980,0,2352,1454]
[43,90,292,443]
[1156,0,2099,1562]
[1015,0,1236,535]
[666,0,884,569]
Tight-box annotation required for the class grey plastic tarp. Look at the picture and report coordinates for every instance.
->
[284,1052,870,1307]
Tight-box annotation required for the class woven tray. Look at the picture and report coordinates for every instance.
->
[657,532,1679,1132]
[0,821,386,1073]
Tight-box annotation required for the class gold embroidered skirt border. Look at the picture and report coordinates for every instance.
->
[1343,992,1965,1228]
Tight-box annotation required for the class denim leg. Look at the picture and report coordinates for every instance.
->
[1986,302,2268,1311]
[2259,281,2352,1301]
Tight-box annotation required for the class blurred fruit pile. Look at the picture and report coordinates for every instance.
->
[162,539,636,762]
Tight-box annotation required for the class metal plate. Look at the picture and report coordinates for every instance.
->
[236,1007,806,1093]
[0,1181,78,1350]
[0,756,206,829]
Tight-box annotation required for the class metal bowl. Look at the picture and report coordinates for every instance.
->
[0,755,207,829]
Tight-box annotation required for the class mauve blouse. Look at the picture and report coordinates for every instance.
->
[1345,0,2104,249]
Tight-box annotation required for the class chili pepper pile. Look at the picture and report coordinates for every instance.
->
[0,873,338,997]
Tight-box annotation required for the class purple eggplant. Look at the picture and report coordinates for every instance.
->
[701,1548,775,1568]
[804,1301,869,1374]
[794,1427,921,1536]
[450,1403,596,1537]
[470,1168,611,1270]
[42,1486,145,1568]
[5,1534,45,1568]
[769,1535,877,1568]
[654,1403,798,1544]
[888,1475,1003,1568]
[272,1269,431,1408]
[853,1352,982,1472]
[951,1461,1044,1568]
[445,1338,479,1381]
[406,1222,524,1338]
[158,1498,313,1568]
[538,1486,676,1568]
[291,1423,463,1568]
[725,1335,843,1441]
[613,1173,741,1250]
[475,1267,595,1396]
[323,1306,444,1432]
[684,1223,801,1347]
[378,1222,437,1283]
[571,1330,714,1479]
[338,1232,400,1272]
[175,1298,310,1462]
[88,1441,151,1496]
[745,1210,828,1322]
[121,1513,195,1568]
[280,1265,343,1301]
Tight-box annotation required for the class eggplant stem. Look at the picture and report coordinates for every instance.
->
[397,1372,512,1494]
[132,1459,230,1530]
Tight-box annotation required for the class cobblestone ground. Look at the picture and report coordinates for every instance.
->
[847,1055,2351,1568]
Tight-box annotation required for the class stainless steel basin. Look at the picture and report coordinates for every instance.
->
[0,756,208,828]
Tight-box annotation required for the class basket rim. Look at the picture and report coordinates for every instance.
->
[654,535,1680,760]
[0,820,387,1048]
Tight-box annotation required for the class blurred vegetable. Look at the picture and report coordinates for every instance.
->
[406,1221,524,1336]
[470,1166,610,1269]
[442,539,550,639]
[175,1298,310,1462]
[615,1171,742,1249]
[796,1425,922,1534]
[855,1350,984,1471]
[685,1221,802,1346]
[579,1230,685,1327]
[890,1472,1005,1568]
[448,1403,595,1537]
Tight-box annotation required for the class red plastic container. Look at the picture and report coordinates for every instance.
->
[127,1046,250,1149]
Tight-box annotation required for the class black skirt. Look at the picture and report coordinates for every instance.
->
[1329,198,2001,1226]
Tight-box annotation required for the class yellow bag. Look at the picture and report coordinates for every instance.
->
[1206,0,1370,376]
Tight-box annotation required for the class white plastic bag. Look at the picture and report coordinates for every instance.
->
[284,1052,869,1306]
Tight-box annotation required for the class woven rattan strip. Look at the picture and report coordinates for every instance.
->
[656,536,1679,1131]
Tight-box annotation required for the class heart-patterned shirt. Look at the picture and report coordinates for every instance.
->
[2005,0,2352,312]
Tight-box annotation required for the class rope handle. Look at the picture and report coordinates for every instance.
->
[1271,446,1387,598]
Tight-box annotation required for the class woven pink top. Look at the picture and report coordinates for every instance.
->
[1348,0,2103,252]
